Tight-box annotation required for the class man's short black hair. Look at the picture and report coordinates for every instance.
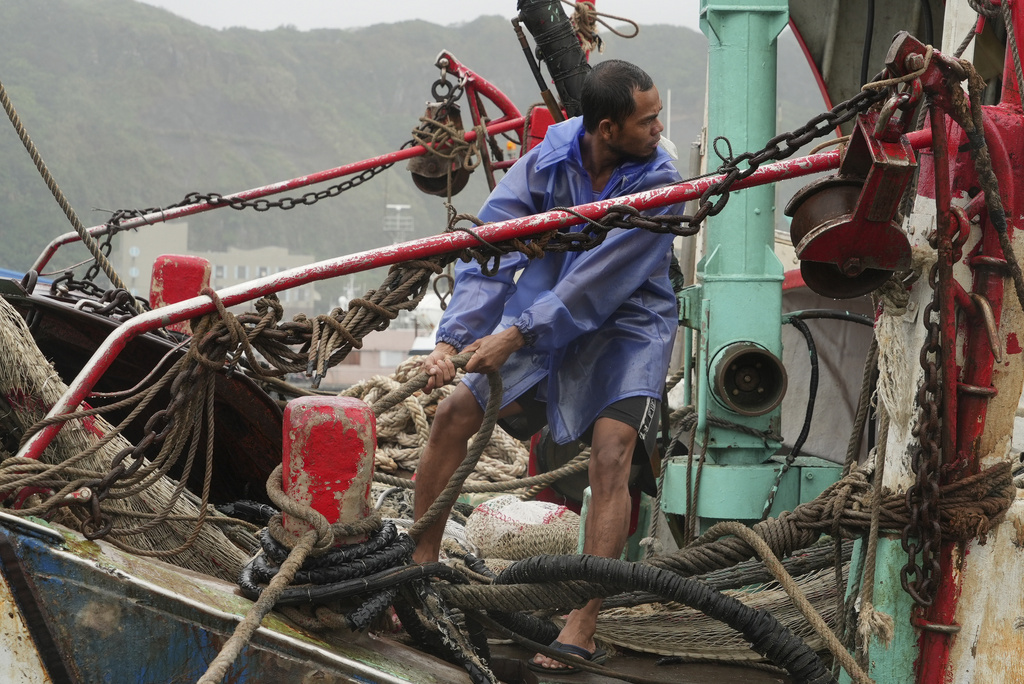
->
[581,60,655,133]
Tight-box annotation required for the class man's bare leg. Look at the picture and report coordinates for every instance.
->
[532,417,636,669]
[411,384,484,564]
[412,384,523,564]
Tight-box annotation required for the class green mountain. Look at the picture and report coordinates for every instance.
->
[0,0,824,307]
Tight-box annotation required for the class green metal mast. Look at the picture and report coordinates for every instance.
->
[663,0,840,528]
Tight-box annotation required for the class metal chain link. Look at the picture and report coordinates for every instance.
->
[450,204,697,277]
[690,84,889,227]
[901,247,943,606]
[82,228,116,284]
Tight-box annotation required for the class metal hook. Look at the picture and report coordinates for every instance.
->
[969,293,1003,363]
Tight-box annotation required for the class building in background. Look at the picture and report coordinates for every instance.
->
[114,221,320,320]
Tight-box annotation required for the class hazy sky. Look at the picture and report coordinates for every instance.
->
[136,0,704,33]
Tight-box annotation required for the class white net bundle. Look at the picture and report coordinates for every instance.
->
[465,494,580,560]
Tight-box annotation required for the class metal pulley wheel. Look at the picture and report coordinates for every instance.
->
[408,102,473,197]
[785,175,909,299]
[410,165,472,197]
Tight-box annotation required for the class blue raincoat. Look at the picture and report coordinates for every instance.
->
[435,117,683,444]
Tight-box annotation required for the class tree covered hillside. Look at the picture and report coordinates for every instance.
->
[0,0,823,309]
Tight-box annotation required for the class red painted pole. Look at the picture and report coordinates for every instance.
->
[916,98,1023,684]
[282,396,376,545]
[915,107,959,684]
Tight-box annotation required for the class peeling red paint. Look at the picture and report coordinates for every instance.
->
[80,415,105,439]
[282,397,376,541]
[5,389,49,413]
[1007,333,1022,355]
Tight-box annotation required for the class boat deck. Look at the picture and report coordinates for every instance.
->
[490,642,793,684]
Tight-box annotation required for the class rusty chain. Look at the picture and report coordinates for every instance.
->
[901,245,943,607]
[81,226,116,283]
[450,204,698,277]
[80,344,212,537]
[690,82,888,227]
[74,294,266,539]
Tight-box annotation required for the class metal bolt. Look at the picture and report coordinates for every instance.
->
[906,53,925,72]
[842,257,863,276]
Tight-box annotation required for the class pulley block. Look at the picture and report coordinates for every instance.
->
[785,111,916,299]
[408,102,473,197]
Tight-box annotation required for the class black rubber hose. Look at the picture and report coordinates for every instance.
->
[785,309,873,327]
[346,587,398,631]
[247,535,415,586]
[215,500,278,525]
[461,551,498,579]
[604,540,853,609]
[459,551,561,644]
[784,317,819,463]
[496,555,837,684]
[260,521,399,568]
[239,560,467,605]
[517,0,591,117]
[861,0,875,88]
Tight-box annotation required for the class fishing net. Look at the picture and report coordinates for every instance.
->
[590,564,846,659]
[0,296,250,581]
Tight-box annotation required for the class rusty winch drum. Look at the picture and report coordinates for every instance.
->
[784,112,916,299]
[785,175,903,299]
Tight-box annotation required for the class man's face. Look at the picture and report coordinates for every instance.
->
[606,86,664,163]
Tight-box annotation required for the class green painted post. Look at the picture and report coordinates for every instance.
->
[839,537,917,683]
[698,0,788,463]
[663,0,792,527]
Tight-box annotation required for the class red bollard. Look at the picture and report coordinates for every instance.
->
[150,254,211,335]
[282,396,377,545]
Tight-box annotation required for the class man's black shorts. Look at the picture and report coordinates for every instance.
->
[498,384,660,466]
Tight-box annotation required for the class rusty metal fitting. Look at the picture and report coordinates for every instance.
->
[905,52,926,73]
[957,382,998,397]
[969,293,1003,363]
[969,255,1011,273]
[913,616,962,635]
